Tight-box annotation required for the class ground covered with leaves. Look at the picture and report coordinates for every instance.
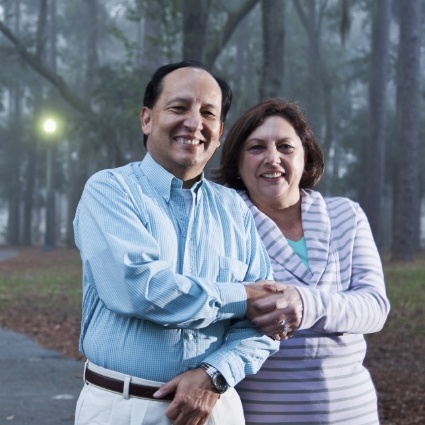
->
[0,247,424,424]
[0,247,83,360]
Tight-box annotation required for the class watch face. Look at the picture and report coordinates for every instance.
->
[213,374,228,393]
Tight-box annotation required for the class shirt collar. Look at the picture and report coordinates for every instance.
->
[140,153,204,202]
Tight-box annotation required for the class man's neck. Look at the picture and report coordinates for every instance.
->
[182,177,200,189]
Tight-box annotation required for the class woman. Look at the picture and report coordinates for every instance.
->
[214,98,390,425]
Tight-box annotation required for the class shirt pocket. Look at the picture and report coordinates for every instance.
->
[217,256,248,282]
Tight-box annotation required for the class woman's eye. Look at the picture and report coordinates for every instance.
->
[279,144,294,153]
[248,145,264,152]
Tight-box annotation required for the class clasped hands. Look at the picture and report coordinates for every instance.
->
[245,280,303,340]
[154,280,303,425]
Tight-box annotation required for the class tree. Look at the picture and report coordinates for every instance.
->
[362,0,392,247]
[259,0,284,99]
[45,0,59,249]
[183,0,209,61]
[5,0,23,245]
[22,0,49,246]
[204,0,260,69]
[292,0,323,136]
[140,0,164,73]
[0,0,420,250]
[392,0,422,261]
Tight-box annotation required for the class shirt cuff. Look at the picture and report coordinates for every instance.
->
[295,286,319,330]
[215,282,247,320]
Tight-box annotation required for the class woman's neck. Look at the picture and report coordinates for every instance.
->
[253,193,303,241]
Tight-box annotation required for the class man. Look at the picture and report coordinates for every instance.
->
[73,61,294,425]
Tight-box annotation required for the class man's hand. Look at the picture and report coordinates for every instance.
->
[245,282,303,340]
[153,368,219,425]
[244,280,277,319]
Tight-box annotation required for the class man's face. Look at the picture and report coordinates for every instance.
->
[141,67,224,187]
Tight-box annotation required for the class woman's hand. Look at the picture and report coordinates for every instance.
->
[247,282,303,340]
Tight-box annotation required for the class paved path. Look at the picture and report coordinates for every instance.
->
[0,327,83,425]
[0,248,83,424]
[0,249,18,262]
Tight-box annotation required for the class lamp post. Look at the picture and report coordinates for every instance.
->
[42,118,57,250]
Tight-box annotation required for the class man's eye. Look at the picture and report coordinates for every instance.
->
[170,105,185,111]
[202,110,216,117]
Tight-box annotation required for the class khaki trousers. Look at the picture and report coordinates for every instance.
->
[74,363,245,425]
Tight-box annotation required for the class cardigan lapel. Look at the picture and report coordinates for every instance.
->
[238,191,313,283]
[301,190,331,287]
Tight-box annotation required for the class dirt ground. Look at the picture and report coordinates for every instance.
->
[0,247,424,424]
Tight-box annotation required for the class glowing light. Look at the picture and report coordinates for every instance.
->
[43,118,57,134]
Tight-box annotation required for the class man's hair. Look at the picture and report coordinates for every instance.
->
[142,60,232,147]
[213,98,325,190]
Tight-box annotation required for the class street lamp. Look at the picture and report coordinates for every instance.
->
[42,117,57,250]
[43,118,57,135]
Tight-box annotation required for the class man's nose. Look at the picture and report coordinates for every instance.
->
[184,110,203,131]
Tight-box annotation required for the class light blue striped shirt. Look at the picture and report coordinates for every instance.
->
[74,154,278,386]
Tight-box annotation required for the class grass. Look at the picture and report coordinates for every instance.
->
[0,274,82,313]
[0,247,424,330]
[0,247,82,315]
[383,259,425,335]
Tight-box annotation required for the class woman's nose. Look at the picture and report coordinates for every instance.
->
[264,146,281,164]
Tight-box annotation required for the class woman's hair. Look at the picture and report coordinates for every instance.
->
[213,98,325,190]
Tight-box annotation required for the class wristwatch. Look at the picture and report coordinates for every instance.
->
[199,363,229,394]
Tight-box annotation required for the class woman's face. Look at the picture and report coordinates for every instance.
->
[238,115,305,207]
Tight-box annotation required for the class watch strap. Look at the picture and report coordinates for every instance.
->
[199,362,228,393]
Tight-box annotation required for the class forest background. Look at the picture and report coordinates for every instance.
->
[0,0,424,261]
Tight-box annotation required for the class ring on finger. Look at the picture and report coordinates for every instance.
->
[281,318,288,334]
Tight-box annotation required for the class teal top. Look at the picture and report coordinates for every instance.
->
[287,237,309,268]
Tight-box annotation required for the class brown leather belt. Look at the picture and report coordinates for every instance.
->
[85,367,175,401]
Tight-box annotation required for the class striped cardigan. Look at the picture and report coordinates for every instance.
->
[236,190,390,425]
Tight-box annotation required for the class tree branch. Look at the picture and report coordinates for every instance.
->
[205,0,260,69]
[292,0,309,31]
[0,20,93,117]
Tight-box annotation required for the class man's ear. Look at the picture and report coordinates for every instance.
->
[140,107,152,136]
[214,122,224,149]
[219,122,224,138]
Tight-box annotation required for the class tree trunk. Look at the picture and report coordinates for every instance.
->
[6,0,23,246]
[183,0,209,62]
[6,85,21,244]
[318,77,333,195]
[84,0,98,96]
[22,0,49,246]
[141,0,163,75]
[44,0,58,249]
[362,0,392,248]
[292,0,322,137]
[66,145,89,248]
[66,0,99,247]
[391,0,422,261]
[260,0,284,99]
